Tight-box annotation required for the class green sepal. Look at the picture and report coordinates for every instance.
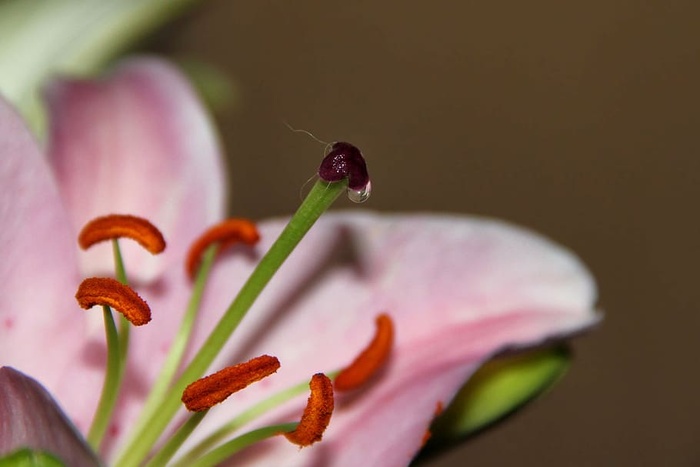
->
[0,448,66,467]
[415,345,571,462]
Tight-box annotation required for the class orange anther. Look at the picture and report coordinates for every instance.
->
[434,401,444,417]
[284,373,334,447]
[334,313,394,391]
[185,219,260,280]
[421,401,444,448]
[78,214,166,254]
[75,277,151,326]
[420,401,445,449]
[421,429,432,448]
[181,355,280,412]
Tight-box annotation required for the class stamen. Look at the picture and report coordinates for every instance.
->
[185,219,260,279]
[317,142,371,203]
[181,355,280,412]
[75,277,151,326]
[78,214,166,254]
[284,373,334,446]
[335,313,394,391]
[115,179,352,466]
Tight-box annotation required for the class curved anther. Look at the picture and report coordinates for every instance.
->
[75,277,151,326]
[185,218,260,280]
[181,355,280,412]
[284,373,334,447]
[78,214,166,254]
[335,313,394,391]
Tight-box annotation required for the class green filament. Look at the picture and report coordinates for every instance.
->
[183,423,298,467]
[115,179,346,467]
[86,306,120,450]
[128,245,217,443]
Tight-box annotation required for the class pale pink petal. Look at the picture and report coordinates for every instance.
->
[177,212,597,466]
[0,95,97,424]
[45,57,226,283]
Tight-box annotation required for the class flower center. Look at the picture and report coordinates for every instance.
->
[66,148,395,465]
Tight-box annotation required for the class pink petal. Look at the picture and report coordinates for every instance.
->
[45,57,226,283]
[0,95,89,412]
[180,212,598,466]
[0,367,100,466]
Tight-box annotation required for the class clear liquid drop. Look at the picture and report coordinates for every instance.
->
[347,181,371,203]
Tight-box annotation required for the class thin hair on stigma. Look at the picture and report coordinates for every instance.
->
[283,122,334,200]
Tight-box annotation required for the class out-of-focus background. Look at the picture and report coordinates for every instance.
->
[149,1,698,465]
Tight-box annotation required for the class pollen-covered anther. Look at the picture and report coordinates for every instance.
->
[334,313,394,391]
[185,218,260,280]
[284,373,334,447]
[181,355,280,412]
[75,277,151,326]
[78,214,166,254]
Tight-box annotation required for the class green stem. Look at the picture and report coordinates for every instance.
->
[128,245,217,442]
[145,411,208,467]
[115,180,346,467]
[86,305,121,450]
[182,423,298,467]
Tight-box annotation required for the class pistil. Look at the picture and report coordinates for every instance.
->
[114,146,371,465]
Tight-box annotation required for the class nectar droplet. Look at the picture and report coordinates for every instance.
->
[347,180,372,203]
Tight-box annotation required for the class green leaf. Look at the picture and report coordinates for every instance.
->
[0,448,65,467]
[416,346,571,461]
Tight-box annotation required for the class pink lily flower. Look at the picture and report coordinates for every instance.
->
[0,57,598,466]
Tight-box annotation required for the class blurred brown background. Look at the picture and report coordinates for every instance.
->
[152,1,699,465]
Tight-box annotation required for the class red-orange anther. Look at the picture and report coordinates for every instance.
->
[78,214,166,254]
[421,430,432,448]
[334,313,394,391]
[421,401,444,448]
[75,277,151,326]
[181,355,280,412]
[284,373,334,446]
[434,401,444,417]
[185,218,260,280]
